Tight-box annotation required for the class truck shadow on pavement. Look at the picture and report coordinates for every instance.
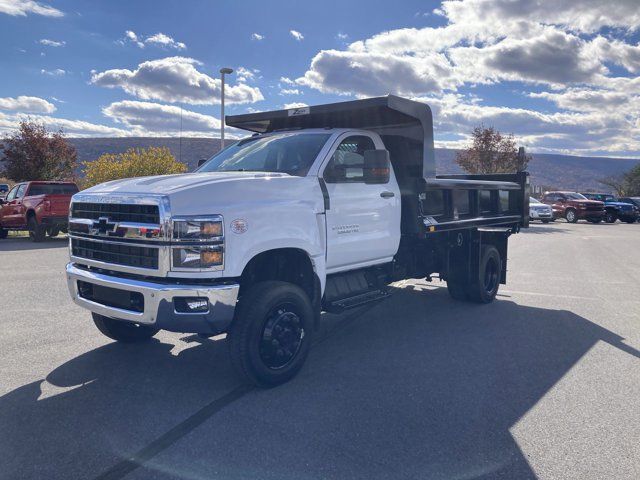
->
[0,236,68,251]
[1,286,639,480]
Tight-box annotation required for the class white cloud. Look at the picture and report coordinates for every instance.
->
[290,30,304,41]
[0,95,56,113]
[40,68,65,76]
[91,57,264,105]
[236,67,257,83]
[293,0,640,154]
[39,38,65,47]
[122,30,144,48]
[119,31,187,50]
[336,33,349,40]
[251,33,264,41]
[283,102,308,109]
[280,88,301,95]
[280,76,295,85]
[420,93,640,155]
[439,0,640,34]
[102,100,222,136]
[0,111,129,137]
[0,0,63,17]
[145,33,186,50]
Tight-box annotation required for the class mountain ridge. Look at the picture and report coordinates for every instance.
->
[68,137,639,192]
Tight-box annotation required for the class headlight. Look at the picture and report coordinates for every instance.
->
[172,246,223,268]
[173,218,222,241]
[171,216,224,270]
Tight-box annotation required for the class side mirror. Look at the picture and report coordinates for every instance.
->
[363,149,390,185]
[197,158,207,168]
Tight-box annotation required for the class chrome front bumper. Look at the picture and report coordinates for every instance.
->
[66,263,239,334]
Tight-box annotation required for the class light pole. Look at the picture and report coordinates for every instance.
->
[219,67,233,149]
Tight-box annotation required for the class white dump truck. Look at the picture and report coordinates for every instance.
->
[66,95,529,386]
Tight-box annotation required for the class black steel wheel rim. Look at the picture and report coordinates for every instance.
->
[259,302,305,370]
[484,257,499,294]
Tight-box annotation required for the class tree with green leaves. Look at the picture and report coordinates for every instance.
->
[83,147,187,188]
[0,120,78,182]
[456,125,530,174]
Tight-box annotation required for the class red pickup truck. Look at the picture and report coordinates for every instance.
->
[0,181,78,241]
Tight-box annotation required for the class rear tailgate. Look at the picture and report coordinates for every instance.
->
[46,194,74,216]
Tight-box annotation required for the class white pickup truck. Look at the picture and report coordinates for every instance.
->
[66,96,529,386]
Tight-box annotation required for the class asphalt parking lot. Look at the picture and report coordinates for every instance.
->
[1,221,639,480]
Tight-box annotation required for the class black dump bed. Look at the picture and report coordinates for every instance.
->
[227,95,529,233]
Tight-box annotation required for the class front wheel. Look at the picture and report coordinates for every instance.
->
[92,313,159,343]
[228,281,314,387]
[605,211,617,223]
[28,216,46,242]
[565,209,578,223]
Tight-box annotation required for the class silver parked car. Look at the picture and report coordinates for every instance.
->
[529,197,553,223]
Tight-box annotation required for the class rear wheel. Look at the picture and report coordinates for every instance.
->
[28,216,46,242]
[47,227,60,237]
[228,281,313,387]
[565,209,578,223]
[92,313,159,343]
[467,245,502,304]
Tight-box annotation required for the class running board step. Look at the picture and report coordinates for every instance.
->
[328,289,390,312]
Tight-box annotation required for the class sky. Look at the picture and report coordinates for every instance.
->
[0,0,639,157]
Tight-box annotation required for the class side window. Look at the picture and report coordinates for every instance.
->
[422,189,445,218]
[16,184,27,198]
[452,189,471,218]
[499,190,510,212]
[5,186,19,201]
[479,190,494,214]
[324,135,376,184]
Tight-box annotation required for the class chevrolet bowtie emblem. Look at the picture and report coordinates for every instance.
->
[91,216,117,235]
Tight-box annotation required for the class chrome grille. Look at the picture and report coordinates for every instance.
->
[71,238,159,269]
[71,202,160,224]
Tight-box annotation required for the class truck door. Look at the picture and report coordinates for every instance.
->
[321,134,401,272]
[1,184,25,227]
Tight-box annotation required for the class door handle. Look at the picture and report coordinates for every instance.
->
[380,191,395,199]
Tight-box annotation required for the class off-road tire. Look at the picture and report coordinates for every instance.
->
[467,245,502,304]
[227,281,314,388]
[605,211,617,223]
[28,216,46,242]
[565,209,578,223]
[92,313,159,343]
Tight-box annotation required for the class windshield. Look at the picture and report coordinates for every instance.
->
[529,197,542,204]
[566,193,587,200]
[198,132,331,176]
